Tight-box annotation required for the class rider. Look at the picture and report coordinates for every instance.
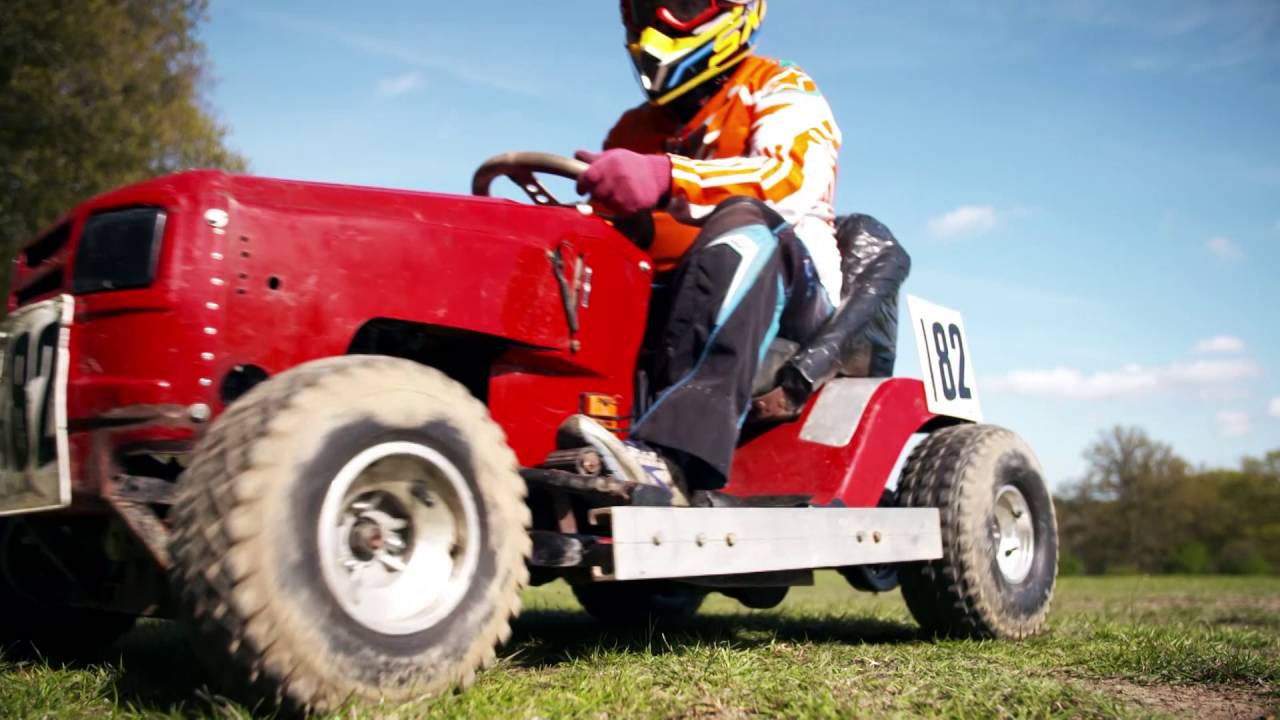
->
[559,0,841,502]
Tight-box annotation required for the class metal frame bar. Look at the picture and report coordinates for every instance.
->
[589,506,942,581]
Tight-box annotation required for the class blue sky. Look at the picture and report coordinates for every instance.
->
[201,1,1280,486]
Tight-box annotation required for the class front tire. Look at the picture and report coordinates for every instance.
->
[169,356,531,713]
[897,424,1057,639]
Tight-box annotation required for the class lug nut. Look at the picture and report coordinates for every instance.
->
[189,403,211,423]
[412,484,435,506]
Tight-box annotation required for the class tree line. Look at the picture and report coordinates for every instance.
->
[1,0,245,292]
[1056,426,1279,575]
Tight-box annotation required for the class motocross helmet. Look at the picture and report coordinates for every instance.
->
[621,0,766,107]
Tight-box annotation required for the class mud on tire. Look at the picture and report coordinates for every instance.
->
[897,424,1057,639]
[168,356,531,714]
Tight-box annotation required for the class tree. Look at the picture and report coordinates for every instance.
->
[1241,450,1280,480]
[0,0,246,258]
[1080,426,1187,504]
[1072,426,1188,572]
[1059,426,1279,575]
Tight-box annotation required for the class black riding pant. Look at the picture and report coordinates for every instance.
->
[631,198,831,490]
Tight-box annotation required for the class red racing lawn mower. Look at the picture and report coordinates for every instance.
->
[0,153,1057,713]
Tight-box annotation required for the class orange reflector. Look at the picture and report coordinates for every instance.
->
[581,393,626,432]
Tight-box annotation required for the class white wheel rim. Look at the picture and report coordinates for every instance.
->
[993,484,1035,584]
[317,441,481,635]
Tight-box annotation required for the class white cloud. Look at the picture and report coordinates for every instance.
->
[1052,3,1278,73]
[990,365,1157,400]
[1165,359,1261,384]
[377,71,423,97]
[927,205,997,239]
[1215,410,1251,437]
[1049,2,1215,38]
[1206,236,1244,260]
[1270,397,1280,419]
[241,9,541,97]
[1194,335,1244,353]
[988,358,1262,400]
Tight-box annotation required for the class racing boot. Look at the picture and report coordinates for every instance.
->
[556,415,689,506]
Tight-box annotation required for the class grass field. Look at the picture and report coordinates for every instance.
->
[1,575,1277,719]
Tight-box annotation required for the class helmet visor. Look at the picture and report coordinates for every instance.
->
[624,0,727,34]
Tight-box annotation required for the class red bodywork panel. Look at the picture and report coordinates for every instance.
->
[11,170,934,509]
[727,379,937,507]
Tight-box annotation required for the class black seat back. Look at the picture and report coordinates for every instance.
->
[751,214,911,396]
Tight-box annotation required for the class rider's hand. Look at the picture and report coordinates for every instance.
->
[575,149,672,215]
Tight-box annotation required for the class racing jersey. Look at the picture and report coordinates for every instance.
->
[603,55,844,301]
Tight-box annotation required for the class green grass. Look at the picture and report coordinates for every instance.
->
[2,576,1278,718]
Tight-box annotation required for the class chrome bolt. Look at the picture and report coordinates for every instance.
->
[695,533,707,547]
[189,403,212,423]
[725,533,736,547]
[577,450,603,476]
[412,484,435,506]
[652,533,663,546]
[873,531,882,544]
[203,209,229,228]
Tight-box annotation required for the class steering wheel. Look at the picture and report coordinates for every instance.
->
[471,152,589,207]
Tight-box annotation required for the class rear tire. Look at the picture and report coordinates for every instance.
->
[169,356,531,714]
[839,564,900,593]
[572,581,705,626]
[0,600,134,659]
[897,424,1057,639]
[0,520,136,658]
[839,489,901,593]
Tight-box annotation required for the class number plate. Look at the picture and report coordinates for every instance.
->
[906,295,983,423]
[0,295,74,516]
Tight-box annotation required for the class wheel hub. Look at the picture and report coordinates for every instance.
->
[992,484,1035,584]
[346,505,405,560]
[317,441,481,636]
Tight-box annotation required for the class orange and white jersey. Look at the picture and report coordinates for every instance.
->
[604,55,843,301]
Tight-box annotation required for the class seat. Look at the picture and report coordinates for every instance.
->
[749,213,911,398]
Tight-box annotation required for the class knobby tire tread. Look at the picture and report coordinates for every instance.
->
[168,356,531,714]
[897,424,1054,640]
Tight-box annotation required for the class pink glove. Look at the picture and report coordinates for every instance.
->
[575,149,672,215]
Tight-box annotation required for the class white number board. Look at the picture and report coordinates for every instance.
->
[906,295,983,423]
[0,295,74,516]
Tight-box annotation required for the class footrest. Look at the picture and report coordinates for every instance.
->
[690,491,813,508]
[520,468,674,507]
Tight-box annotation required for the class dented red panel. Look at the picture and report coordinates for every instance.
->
[10,170,653,500]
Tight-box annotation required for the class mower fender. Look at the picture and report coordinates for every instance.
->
[729,377,953,507]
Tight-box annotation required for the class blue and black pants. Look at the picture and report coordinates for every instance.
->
[632,198,831,490]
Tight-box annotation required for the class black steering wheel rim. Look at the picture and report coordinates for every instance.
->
[471,151,589,207]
